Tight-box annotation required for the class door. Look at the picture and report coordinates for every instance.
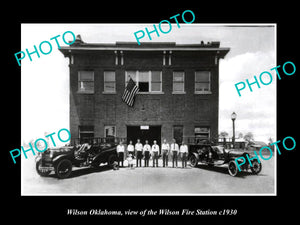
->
[127,126,161,147]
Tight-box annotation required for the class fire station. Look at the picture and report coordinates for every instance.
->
[59,35,230,147]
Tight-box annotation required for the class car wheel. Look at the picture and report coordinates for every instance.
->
[55,159,72,179]
[228,160,238,177]
[36,160,51,177]
[250,159,262,175]
[189,154,198,167]
[107,154,118,168]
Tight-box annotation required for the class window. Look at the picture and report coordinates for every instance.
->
[173,71,185,93]
[138,71,149,92]
[195,71,211,94]
[194,127,210,139]
[151,71,162,92]
[104,71,116,93]
[173,125,183,144]
[125,71,162,93]
[79,126,94,142]
[104,126,116,138]
[78,71,94,93]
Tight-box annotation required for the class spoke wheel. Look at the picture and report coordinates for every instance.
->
[189,155,198,167]
[55,159,72,179]
[250,160,262,175]
[228,160,238,177]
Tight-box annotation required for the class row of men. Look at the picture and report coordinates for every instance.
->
[116,139,189,168]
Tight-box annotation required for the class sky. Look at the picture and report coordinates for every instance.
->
[21,24,276,145]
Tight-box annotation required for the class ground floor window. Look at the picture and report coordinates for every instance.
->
[104,126,116,138]
[194,127,210,139]
[173,125,183,144]
[79,125,94,142]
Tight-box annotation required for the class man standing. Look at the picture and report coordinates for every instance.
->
[179,141,188,168]
[127,140,134,158]
[161,139,170,167]
[135,139,143,167]
[116,141,125,167]
[151,140,159,167]
[170,139,179,168]
[143,140,151,167]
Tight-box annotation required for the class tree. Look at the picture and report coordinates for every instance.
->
[219,131,229,138]
[238,132,243,139]
[244,132,254,142]
[268,137,275,151]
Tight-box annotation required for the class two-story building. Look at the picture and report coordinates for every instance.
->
[59,35,230,146]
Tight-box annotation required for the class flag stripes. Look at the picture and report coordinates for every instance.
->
[122,78,139,107]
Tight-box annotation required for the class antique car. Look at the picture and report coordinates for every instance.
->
[35,138,118,179]
[188,143,262,176]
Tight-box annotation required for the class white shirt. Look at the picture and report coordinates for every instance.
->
[179,145,188,153]
[143,144,151,152]
[117,145,125,153]
[135,143,143,151]
[161,143,170,151]
[152,144,159,152]
[170,143,179,152]
[127,144,134,152]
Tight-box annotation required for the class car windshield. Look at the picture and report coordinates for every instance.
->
[213,146,224,154]
[77,143,91,152]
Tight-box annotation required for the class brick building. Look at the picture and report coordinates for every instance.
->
[59,35,230,146]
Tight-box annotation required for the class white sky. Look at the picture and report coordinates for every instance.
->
[21,24,276,145]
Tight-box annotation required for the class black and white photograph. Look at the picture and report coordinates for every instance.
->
[20,23,276,195]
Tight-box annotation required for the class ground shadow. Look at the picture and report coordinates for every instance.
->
[49,165,113,179]
[195,164,253,178]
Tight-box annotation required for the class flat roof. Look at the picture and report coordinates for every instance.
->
[59,41,230,58]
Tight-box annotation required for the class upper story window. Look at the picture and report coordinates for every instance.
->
[104,71,116,93]
[195,71,211,94]
[172,71,185,93]
[125,71,162,93]
[78,71,94,93]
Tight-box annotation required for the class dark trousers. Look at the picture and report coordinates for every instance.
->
[152,152,159,167]
[136,151,142,167]
[181,152,187,168]
[172,151,178,167]
[118,152,124,167]
[144,151,150,167]
[162,150,168,167]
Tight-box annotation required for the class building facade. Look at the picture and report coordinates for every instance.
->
[59,35,230,146]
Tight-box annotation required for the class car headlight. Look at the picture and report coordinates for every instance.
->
[49,150,54,158]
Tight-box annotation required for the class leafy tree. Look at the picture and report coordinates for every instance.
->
[219,131,229,138]
[244,132,254,142]
[238,132,243,139]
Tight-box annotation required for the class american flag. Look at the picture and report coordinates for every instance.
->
[122,78,139,107]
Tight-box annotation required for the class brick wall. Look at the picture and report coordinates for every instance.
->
[68,48,220,144]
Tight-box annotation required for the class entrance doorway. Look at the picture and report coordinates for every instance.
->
[127,125,161,148]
